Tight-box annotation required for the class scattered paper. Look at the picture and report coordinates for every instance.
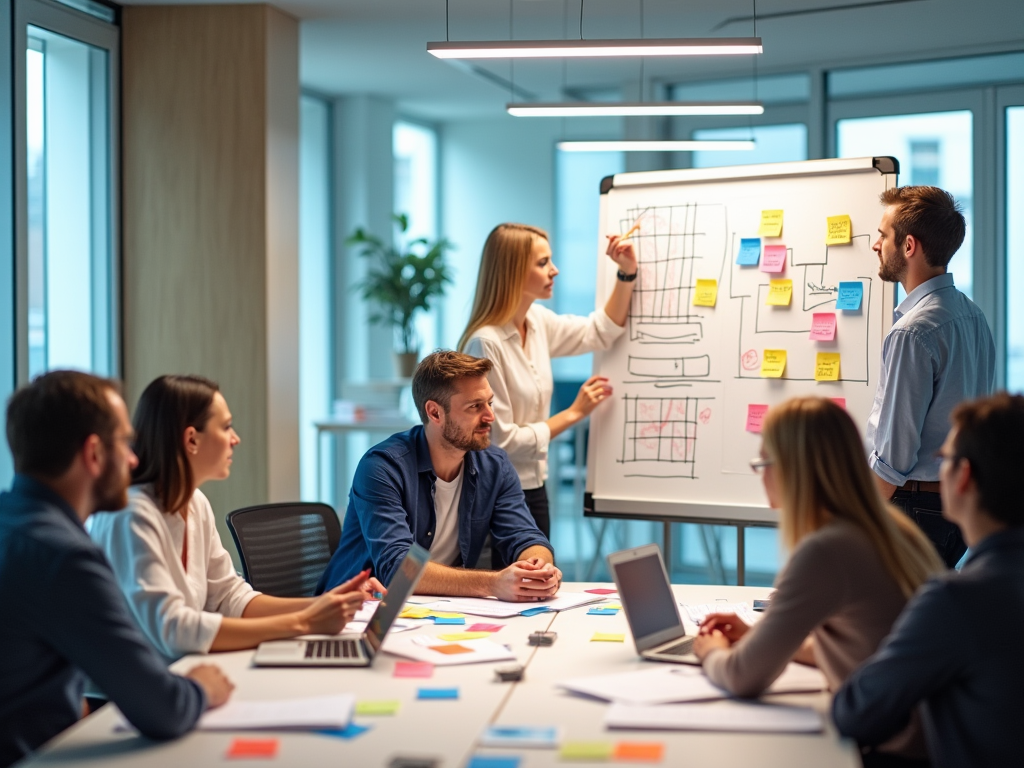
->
[417,687,459,700]
[760,245,787,273]
[736,237,761,266]
[480,725,561,749]
[758,209,784,237]
[836,281,863,310]
[614,742,665,762]
[560,741,614,761]
[419,593,602,619]
[605,700,823,733]
[760,350,787,378]
[195,694,355,731]
[584,588,617,595]
[745,404,769,433]
[815,352,841,382]
[591,633,625,643]
[384,634,517,666]
[681,603,759,627]
[766,279,793,306]
[826,214,852,245]
[809,313,837,341]
[226,738,278,759]
[438,632,492,642]
[693,279,718,307]
[393,661,434,678]
[355,700,400,716]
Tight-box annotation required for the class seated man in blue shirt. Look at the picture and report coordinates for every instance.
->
[318,351,560,600]
[0,371,234,768]
[834,392,1024,768]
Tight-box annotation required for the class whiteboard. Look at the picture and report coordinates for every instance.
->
[585,157,898,525]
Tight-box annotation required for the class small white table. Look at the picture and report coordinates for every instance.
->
[313,416,416,504]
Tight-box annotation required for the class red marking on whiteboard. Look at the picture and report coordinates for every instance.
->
[741,349,759,370]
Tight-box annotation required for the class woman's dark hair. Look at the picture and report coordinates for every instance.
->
[132,374,220,513]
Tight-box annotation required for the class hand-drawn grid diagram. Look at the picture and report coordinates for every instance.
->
[619,395,714,478]
[620,203,727,346]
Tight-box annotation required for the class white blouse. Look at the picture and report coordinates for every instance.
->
[465,303,625,489]
[88,486,260,662]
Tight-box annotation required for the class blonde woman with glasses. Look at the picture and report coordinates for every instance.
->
[459,223,636,541]
[693,397,942,765]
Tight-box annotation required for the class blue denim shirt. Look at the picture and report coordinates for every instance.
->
[866,273,994,485]
[316,426,552,593]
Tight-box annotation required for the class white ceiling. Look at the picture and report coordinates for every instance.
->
[122,0,1024,121]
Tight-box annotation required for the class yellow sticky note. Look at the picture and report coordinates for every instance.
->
[603,604,622,610]
[427,611,465,619]
[591,632,625,643]
[693,278,718,307]
[355,700,400,716]
[560,742,614,761]
[758,209,783,237]
[815,352,841,381]
[436,632,491,642]
[766,279,793,306]
[760,350,787,378]
[826,214,852,245]
[399,606,431,619]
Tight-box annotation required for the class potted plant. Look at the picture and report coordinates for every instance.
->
[347,214,453,378]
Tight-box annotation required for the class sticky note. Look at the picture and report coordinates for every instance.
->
[399,606,431,619]
[429,611,465,619]
[760,350,787,378]
[520,606,552,617]
[809,312,837,341]
[355,700,400,716]
[758,209,784,237]
[394,661,434,678]
[437,632,491,641]
[693,278,718,307]
[560,741,614,761]
[431,617,466,625]
[815,352,841,381]
[585,588,617,595]
[467,623,504,633]
[746,404,769,433]
[430,643,473,655]
[591,632,625,642]
[226,738,278,759]
[587,608,619,616]
[760,245,787,273]
[316,723,371,740]
[467,757,521,768]
[615,742,666,762]
[603,604,622,610]
[736,237,761,266]
[832,397,847,408]
[417,687,459,700]
[766,279,793,306]
[826,214,852,245]
[836,281,863,310]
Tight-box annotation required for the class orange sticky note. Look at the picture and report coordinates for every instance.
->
[226,738,279,759]
[615,741,666,762]
[430,643,473,655]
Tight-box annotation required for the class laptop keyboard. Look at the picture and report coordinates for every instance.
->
[304,639,359,659]
[659,638,694,656]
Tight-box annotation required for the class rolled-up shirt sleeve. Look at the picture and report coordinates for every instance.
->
[542,307,626,358]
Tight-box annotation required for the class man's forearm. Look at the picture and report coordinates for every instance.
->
[516,545,554,565]
[874,473,898,501]
[415,562,497,598]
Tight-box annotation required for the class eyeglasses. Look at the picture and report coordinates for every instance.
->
[749,457,773,474]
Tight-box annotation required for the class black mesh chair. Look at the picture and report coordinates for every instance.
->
[226,502,341,597]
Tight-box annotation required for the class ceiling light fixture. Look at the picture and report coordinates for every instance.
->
[557,140,756,152]
[508,102,765,117]
[428,37,762,59]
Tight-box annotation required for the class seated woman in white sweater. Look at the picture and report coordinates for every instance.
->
[89,374,378,662]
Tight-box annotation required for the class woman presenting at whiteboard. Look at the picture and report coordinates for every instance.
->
[459,223,637,539]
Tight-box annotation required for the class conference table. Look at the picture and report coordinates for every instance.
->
[23,583,861,768]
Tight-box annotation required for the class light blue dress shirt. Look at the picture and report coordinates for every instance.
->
[866,273,994,485]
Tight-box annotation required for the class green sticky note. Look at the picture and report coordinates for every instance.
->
[560,741,614,761]
[355,700,401,716]
[590,632,625,643]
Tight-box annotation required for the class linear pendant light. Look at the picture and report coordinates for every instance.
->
[557,140,756,152]
[428,37,762,59]
[508,102,764,117]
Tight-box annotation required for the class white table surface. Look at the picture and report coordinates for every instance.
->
[23,583,860,768]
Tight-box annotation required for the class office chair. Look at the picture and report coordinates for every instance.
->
[226,502,341,597]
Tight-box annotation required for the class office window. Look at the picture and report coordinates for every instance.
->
[691,124,807,169]
[672,73,810,105]
[1008,107,1024,394]
[837,111,974,298]
[829,52,1024,99]
[25,26,114,377]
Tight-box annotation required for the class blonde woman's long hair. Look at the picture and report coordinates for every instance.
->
[458,223,549,352]
[762,397,943,597]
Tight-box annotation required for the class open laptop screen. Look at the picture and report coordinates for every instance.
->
[365,543,429,653]
[614,551,681,640]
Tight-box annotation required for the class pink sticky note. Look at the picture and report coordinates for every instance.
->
[585,588,617,595]
[746,404,769,433]
[760,245,787,273]
[466,623,504,633]
[809,312,837,341]
[394,661,434,678]
[831,397,847,409]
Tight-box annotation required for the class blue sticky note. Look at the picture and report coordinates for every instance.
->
[432,616,465,625]
[467,757,521,768]
[737,237,761,266]
[519,606,553,617]
[418,687,459,700]
[836,281,864,310]
[316,723,371,740]
[587,608,619,615]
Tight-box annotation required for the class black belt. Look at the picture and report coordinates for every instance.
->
[897,480,941,494]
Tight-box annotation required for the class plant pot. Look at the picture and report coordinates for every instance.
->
[394,351,420,379]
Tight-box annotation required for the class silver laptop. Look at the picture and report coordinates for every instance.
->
[253,543,429,667]
[607,543,698,664]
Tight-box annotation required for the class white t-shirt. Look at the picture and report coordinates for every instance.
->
[429,463,464,566]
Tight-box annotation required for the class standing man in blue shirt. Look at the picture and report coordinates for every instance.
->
[866,186,995,567]
[834,392,1024,768]
[0,371,233,768]
[317,351,560,599]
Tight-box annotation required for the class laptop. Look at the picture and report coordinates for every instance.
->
[607,543,698,664]
[253,543,430,667]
